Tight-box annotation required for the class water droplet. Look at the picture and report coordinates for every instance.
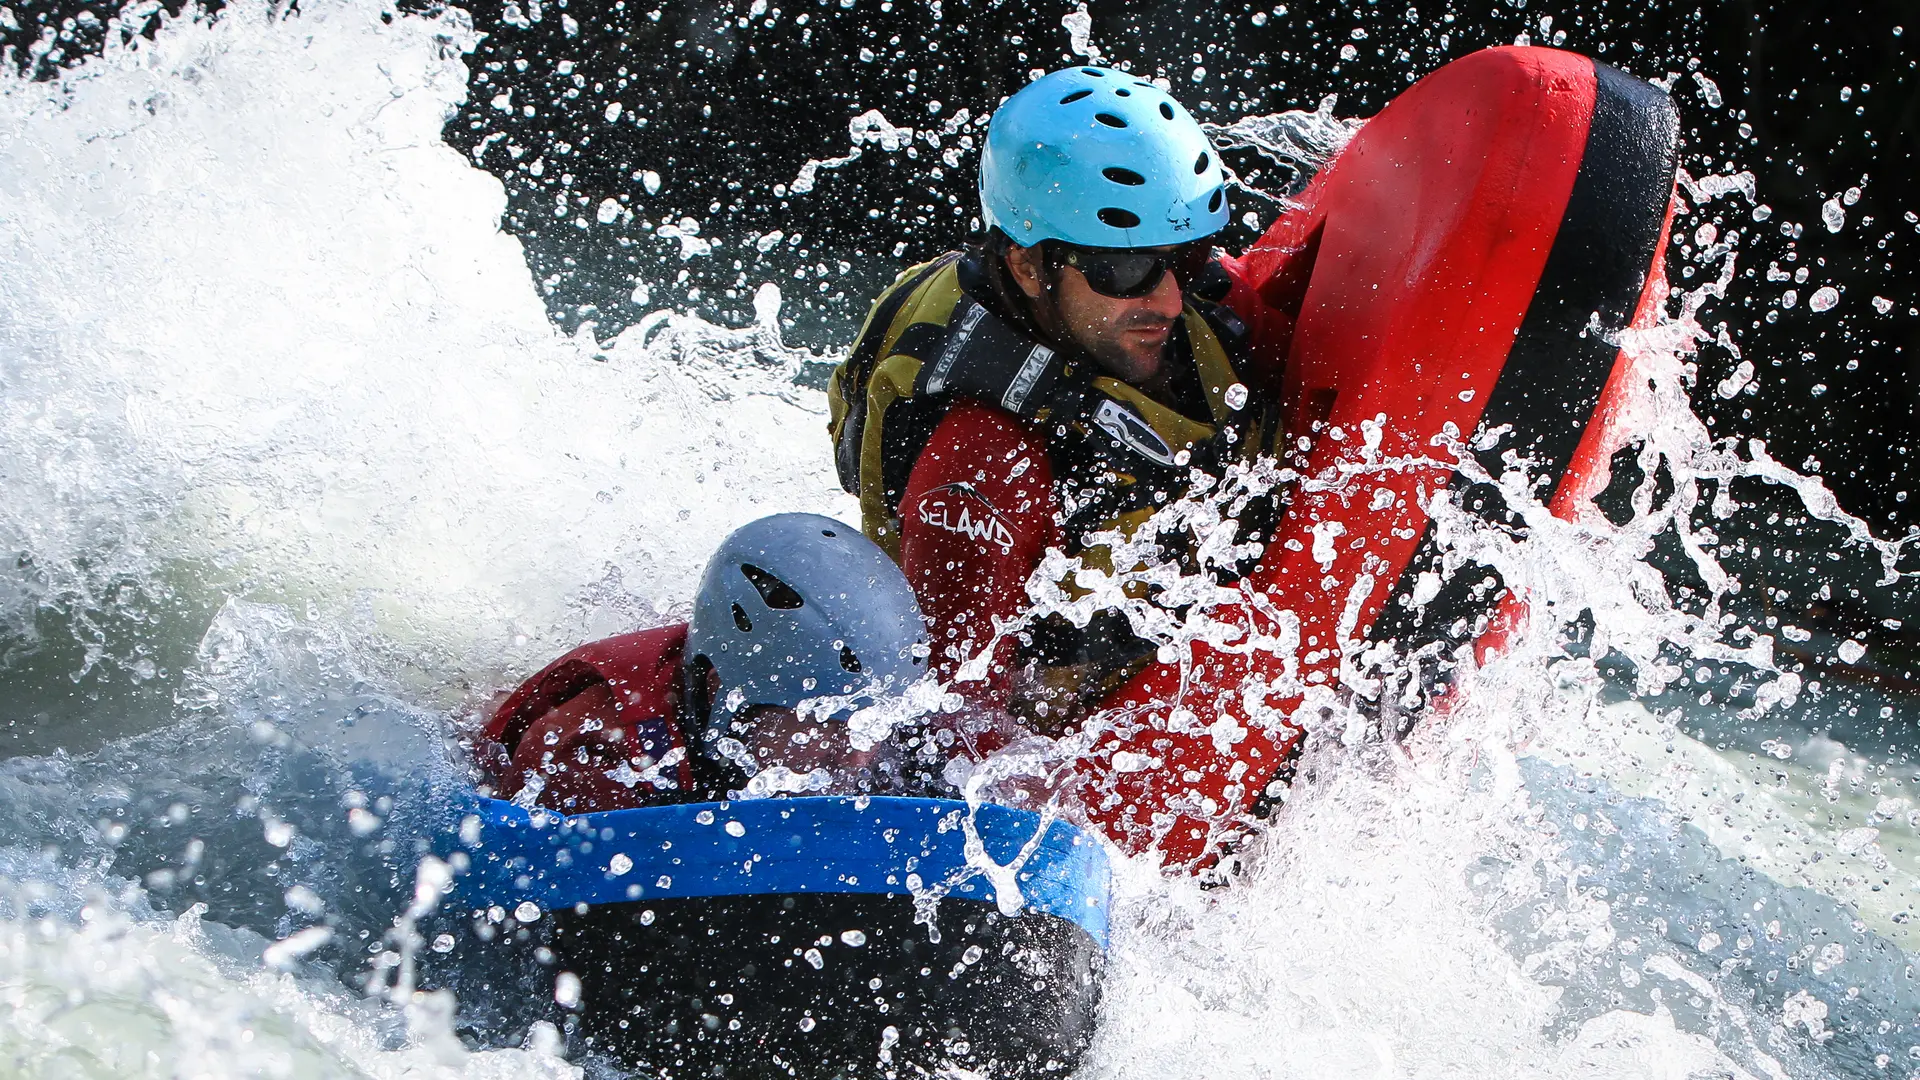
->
[347,807,381,836]
[1821,197,1846,233]
[608,853,633,876]
[1691,72,1723,108]
[1809,286,1840,313]
[515,901,542,923]
[841,929,867,947]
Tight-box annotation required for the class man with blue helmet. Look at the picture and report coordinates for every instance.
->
[478,513,944,812]
[828,67,1290,730]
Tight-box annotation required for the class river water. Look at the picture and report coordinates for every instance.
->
[0,1,1916,1076]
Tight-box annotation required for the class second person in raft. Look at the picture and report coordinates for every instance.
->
[829,65,1288,731]
[477,513,948,813]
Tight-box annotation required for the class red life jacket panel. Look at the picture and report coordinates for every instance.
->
[481,624,694,815]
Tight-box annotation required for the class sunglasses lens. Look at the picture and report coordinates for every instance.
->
[1060,244,1211,299]
[1087,251,1165,298]
[1063,248,1163,298]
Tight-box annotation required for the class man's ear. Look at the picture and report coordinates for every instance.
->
[1004,242,1047,300]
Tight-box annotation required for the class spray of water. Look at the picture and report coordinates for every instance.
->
[0,0,843,1069]
[0,0,848,705]
[0,0,1916,1075]
[921,56,1919,1080]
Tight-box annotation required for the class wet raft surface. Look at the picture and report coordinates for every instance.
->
[561,891,1100,1077]
[447,795,1110,1078]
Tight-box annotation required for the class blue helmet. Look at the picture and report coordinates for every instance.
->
[979,66,1230,250]
[686,514,928,752]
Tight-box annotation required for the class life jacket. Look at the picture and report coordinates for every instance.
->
[827,252,1287,563]
[480,625,694,815]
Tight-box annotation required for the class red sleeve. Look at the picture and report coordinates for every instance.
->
[897,400,1062,703]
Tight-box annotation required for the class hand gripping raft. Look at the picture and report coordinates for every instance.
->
[1071,46,1681,867]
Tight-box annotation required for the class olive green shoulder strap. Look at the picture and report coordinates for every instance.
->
[832,252,962,494]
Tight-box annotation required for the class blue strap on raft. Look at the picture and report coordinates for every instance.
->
[447,794,1113,948]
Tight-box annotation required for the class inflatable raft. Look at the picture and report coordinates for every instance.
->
[448,44,1680,1077]
[445,794,1109,1078]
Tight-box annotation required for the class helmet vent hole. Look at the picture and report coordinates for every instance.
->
[1097,207,1141,229]
[839,646,863,674]
[1094,112,1128,128]
[1102,167,1146,186]
[1058,89,1093,104]
[1208,186,1224,212]
[1159,102,1175,120]
[1114,87,1131,97]
[1194,152,1210,174]
[740,564,804,609]
[821,529,836,537]
[1082,67,1104,76]
[731,603,753,633]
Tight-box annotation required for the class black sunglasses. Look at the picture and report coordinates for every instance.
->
[1050,241,1213,300]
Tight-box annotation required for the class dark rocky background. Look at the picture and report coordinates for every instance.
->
[5,0,1915,642]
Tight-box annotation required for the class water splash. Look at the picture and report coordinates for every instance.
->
[948,122,1919,1080]
[0,0,843,1067]
[1206,95,1366,199]
[0,0,849,710]
[0,0,1915,1075]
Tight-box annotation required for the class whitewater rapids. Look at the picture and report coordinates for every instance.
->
[0,2,1914,1077]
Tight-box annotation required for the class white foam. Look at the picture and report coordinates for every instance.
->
[0,0,851,698]
[0,878,580,1077]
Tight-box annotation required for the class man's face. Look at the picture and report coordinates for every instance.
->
[1006,242,1186,386]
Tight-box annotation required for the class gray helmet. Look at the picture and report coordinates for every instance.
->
[686,513,928,752]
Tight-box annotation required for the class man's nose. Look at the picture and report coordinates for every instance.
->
[1138,268,1185,321]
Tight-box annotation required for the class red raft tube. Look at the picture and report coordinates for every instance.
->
[1070,46,1682,867]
